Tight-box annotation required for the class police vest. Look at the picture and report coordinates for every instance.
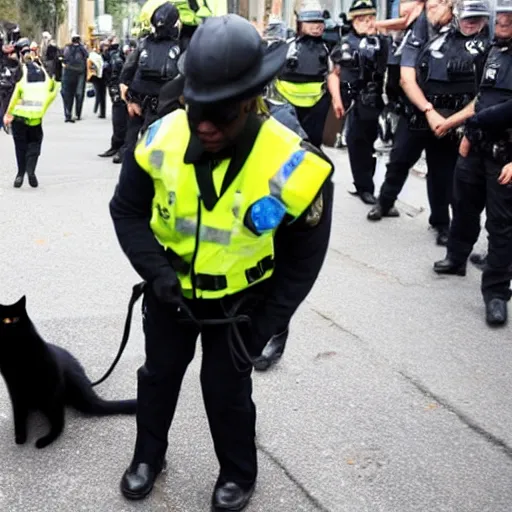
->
[331,32,360,84]
[476,43,512,112]
[134,109,332,300]
[171,0,212,26]
[417,29,488,99]
[136,37,180,83]
[11,64,55,120]
[276,36,329,108]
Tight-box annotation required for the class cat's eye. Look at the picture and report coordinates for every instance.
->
[2,317,20,324]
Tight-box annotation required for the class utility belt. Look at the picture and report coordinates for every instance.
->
[341,81,382,111]
[467,128,512,164]
[166,249,275,293]
[427,93,472,113]
[398,93,472,132]
[127,90,159,114]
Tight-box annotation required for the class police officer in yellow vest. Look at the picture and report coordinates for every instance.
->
[3,38,57,189]
[140,0,213,49]
[110,14,333,510]
[274,0,332,148]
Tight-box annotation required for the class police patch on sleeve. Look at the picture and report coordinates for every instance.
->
[305,193,324,227]
[145,118,163,147]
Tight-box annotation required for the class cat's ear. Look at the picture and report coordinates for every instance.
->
[16,296,26,309]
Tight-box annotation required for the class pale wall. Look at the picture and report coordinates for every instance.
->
[57,0,95,46]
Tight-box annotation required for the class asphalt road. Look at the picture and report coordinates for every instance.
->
[0,99,511,512]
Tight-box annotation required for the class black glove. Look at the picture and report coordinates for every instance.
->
[151,273,182,305]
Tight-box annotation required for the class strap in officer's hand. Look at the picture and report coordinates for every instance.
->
[91,282,146,387]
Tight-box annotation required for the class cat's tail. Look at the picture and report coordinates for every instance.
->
[71,383,137,415]
[84,397,137,416]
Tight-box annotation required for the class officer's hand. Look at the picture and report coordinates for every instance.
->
[127,101,142,117]
[332,100,345,119]
[425,109,445,135]
[459,136,471,158]
[3,113,13,127]
[434,119,452,138]
[151,274,182,305]
[499,163,512,185]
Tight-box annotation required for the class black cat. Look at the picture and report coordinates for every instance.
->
[0,296,136,449]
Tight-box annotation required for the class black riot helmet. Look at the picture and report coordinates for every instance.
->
[15,37,31,55]
[151,2,180,39]
[179,14,288,103]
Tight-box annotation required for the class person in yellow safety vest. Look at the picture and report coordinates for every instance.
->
[3,39,57,189]
[274,0,332,148]
[140,0,212,48]
[110,14,334,509]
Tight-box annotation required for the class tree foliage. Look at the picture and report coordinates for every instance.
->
[21,0,66,35]
[0,0,66,37]
[0,0,19,23]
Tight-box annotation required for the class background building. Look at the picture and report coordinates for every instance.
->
[57,0,95,45]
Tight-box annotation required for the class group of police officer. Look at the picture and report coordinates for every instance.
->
[269,0,512,327]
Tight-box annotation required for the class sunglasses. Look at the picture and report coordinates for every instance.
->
[187,101,241,128]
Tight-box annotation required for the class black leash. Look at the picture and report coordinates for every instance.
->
[91,283,259,387]
[91,282,147,387]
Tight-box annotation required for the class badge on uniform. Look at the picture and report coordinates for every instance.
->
[169,46,180,59]
[145,118,163,147]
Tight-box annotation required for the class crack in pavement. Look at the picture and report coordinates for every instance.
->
[309,307,512,463]
[397,371,512,460]
[327,247,426,289]
[257,441,332,512]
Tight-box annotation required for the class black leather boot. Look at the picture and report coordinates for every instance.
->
[486,298,508,326]
[25,154,39,188]
[120,460,166,500]
[253,328,289,372]
[367,203,400,221]
[113,152,123,164]
[13,173,24,188]
[211,482,255,511]
[433,258,466,276]
[99,148,117,157]
[360,191,377,205]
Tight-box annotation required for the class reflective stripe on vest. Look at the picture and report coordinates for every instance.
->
[11,66,52,119]
[135,109,332,299]
[275,79,325,108]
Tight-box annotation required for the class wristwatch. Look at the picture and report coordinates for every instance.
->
[423,102,434,113]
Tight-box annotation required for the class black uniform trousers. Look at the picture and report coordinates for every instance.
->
[61,68,86,120]
[295,93,331,149]
[134,289,257,490]
[448,149,512,303]
[11,119,43,176]
[111,100,128,151]
[346,106,379,195]
[91,76,107,118]
[120,114,145,160]
[379,116,458,229]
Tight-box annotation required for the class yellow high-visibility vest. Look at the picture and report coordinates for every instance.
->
[8,64,57,123]
[135,109,332,299]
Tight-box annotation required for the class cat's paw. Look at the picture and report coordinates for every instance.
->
[35,437,53,449]
[15,434,27,445]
